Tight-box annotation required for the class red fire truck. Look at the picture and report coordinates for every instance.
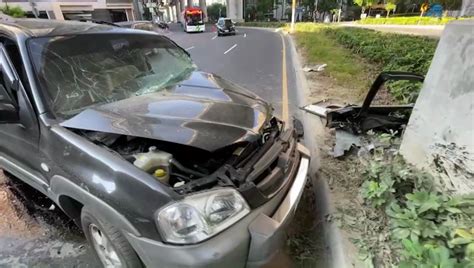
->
[181,7,205,33]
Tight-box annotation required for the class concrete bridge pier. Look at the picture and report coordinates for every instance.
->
[226,0,244,22]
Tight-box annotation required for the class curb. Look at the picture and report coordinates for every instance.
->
[284,32,352,268]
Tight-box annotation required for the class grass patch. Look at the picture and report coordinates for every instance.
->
[358,16,466,25]
[324,27,437,103]
[293,23,375,101]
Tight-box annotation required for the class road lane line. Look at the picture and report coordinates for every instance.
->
[185,46,195,51]
[244,33,247,38]
[224,44,237,55]
[280,34,289,122]
[212,35,217,40]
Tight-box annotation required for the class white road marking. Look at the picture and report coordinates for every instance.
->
[224,44,237,55]
[244,33,247,38]
[212,35,217,40]
[185,46,195,51]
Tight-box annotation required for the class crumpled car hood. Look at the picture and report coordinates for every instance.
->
[60,72,272,152]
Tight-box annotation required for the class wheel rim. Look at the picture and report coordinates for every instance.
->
[89,224,123,268]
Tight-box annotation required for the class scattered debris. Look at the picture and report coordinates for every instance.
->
[303,64,327,72]
[333,130,362,157]
[303,72,424,157]
[301,99,345,118]
[432,142,474,193]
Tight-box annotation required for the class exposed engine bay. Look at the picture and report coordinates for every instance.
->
[77,117,299,207]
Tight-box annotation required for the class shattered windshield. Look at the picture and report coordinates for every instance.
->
[28,34,196,117]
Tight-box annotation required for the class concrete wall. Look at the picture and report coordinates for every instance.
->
[400,20,474,194]
[461,0,474,16]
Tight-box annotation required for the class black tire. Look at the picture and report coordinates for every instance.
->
[217,32,221,36]
[81,207,143,268]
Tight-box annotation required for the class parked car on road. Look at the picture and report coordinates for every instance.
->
[115,20,157,31]
[0,18,309,268]
[216,18,236,36]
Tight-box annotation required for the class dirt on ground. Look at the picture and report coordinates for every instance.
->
[286,179,329,268]
[300,51,393,267]
[0,170,95,267]
[0,170,44,238]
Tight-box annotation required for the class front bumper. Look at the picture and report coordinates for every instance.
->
[186,25,205,32]
[125,145,310,268]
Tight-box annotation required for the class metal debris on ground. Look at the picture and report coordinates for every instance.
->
[303,64,327,72]
[302,72,425,157]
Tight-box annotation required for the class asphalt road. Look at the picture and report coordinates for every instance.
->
[0,24,302,267]
[165,23,299,119]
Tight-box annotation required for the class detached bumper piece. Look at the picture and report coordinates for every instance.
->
[247,156,310,267]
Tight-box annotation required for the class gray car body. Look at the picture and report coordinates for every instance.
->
[0,18,273,240]
[0,19,310,267]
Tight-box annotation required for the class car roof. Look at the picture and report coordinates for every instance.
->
[116,20,152,25]
[0,18,146,38]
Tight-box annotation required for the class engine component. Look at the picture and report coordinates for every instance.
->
[134,146,173,184]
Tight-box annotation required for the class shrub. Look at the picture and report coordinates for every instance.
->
[361,155,474,267]
[358,16,461,25]
[324,27,438,103]
[0,5,25,18]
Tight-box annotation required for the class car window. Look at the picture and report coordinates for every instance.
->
[27,34,196,118]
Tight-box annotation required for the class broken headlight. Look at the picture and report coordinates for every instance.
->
[157,188,250,244]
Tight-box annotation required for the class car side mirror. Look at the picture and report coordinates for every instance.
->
[0,83,18,123]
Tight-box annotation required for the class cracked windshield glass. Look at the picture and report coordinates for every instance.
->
[28,34,195,117]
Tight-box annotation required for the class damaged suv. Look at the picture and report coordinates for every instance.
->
[0,19,310,267]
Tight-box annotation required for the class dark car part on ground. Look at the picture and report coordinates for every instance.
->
[303,71,425,134]
[303,72,424,157]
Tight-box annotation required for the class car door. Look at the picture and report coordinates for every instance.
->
[0,42,45,192]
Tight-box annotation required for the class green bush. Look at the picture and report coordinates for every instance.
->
[324,27,438,103]
[361,156,474,267]
[236,21,287,28]
[359,16,461,25]
[0,5,25,18]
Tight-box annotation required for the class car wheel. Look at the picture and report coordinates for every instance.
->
[81,207,143,268]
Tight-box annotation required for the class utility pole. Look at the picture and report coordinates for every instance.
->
[290,0,296,32]
[132,0,143,20]
[28,0,39,18]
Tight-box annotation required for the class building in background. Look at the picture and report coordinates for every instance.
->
[0,0,135,22]
[207,0,225,6]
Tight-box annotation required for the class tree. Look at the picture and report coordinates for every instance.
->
[318,0,338,12]
[385,2,396,17]
[433,0,462,10]
[353,0,375,13]
[255,0,273,20]
[207,3,226,22]
[0,5,25,18]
